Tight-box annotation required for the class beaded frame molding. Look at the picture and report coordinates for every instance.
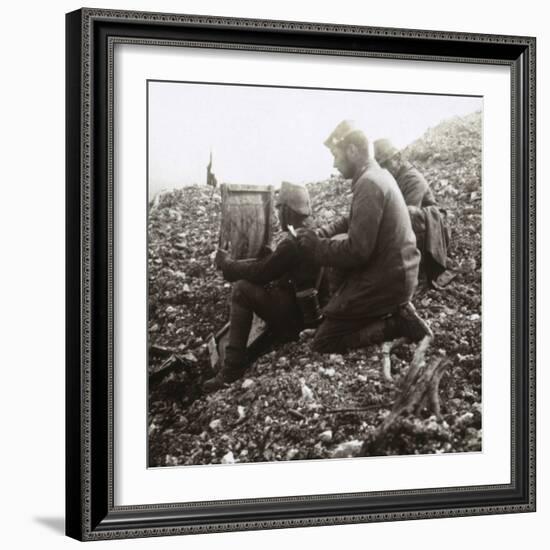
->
[66,8,536,541]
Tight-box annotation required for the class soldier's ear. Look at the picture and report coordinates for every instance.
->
[345,142,359,160]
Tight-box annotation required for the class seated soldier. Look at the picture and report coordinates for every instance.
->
[374,138,451,286]
[297,121,432,362]
[203,182,325,392]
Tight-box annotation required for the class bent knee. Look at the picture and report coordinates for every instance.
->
[231,280,263,307]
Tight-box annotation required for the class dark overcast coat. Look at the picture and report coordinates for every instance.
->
[394,162,436,208]
[316,160,420,320]
[221,236,320,293]
[395,162,449,278]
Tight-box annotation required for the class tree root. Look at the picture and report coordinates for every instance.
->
[381,337,409,381]
[363,337,450,454]
[379,359,449,435]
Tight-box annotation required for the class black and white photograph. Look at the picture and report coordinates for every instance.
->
[1,0,542,544]
[147,81,483,467]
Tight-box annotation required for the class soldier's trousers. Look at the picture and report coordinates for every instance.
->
[314,245,401,354]
[312,312,400,355]
[225,280,302,366]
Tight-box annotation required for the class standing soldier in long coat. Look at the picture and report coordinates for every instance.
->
[374,138,451,286]
[296,121,432,355]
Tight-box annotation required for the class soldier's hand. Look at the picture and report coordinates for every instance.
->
[214,247,230,269]
[316,226,329,238]
[296,228,320,254]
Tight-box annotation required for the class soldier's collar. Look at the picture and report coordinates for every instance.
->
[351,159,373,186]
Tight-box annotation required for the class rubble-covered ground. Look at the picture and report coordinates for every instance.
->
[148,111,482,467]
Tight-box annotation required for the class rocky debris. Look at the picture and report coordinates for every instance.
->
[221,451,235,464]
[148,112,482,466]
[331,440,363,458]
[209,419,222,430]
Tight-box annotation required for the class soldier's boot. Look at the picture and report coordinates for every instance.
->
[274,326,301,345]
[380,303,433,381]
[202,346,248,393]
[397,302,433,342]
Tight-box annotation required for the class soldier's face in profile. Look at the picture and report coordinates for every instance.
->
[331,145,353,179]
[382,157,400,176]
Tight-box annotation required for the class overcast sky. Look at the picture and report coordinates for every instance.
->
[148,81,481,196]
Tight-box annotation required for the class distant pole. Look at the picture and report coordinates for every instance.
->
[207,149,218,199]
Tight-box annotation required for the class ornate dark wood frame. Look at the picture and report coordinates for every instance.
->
[66,8,536,541]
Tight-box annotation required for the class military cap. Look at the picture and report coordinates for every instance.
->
[374,138,400,165]
[323,120,365,150]
[276,181,312,216]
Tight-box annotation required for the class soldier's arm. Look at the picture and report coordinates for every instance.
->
[421,187,437,207]
[315,182,384,269]
[221,239,297,285]
[400,170,430,208]
[317,216,349,238]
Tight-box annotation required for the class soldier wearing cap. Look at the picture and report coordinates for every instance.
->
[374,139,436,208]
[296,120,432,354]
[374,138,450,285]
[203,181,325,392]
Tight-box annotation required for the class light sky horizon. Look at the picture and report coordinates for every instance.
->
[148,81,482,196]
